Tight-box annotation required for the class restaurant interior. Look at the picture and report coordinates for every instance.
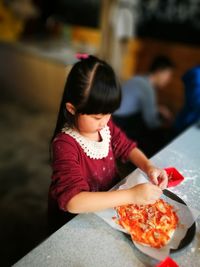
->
[0,0,200,266]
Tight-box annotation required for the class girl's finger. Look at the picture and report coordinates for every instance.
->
[159,179,167,189]
[158,171,168,189]
[150,172,159,185]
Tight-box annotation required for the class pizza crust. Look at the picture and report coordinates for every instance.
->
[135,228,175,248]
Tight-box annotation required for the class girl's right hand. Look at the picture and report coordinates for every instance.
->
[129,183,162,205]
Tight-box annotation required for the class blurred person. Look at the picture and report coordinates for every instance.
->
[174,65,200,133]
[113,55,175,156]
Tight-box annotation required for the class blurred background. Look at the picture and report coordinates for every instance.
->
[0,0,200,266]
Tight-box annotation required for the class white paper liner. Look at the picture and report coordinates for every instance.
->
[95,169,200,261]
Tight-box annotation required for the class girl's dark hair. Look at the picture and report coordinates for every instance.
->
[52,55,121,141]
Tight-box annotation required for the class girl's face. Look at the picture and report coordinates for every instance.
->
[77,114,111,134]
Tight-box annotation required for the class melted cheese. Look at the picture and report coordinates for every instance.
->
[115,199,179,248]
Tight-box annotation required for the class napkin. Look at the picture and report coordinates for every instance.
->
[156,256,179,267]
[165,167,184,187]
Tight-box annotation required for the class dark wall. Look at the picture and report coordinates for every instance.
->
[53,0,100,28]
[137,0,200,45]
[29,0,200,44]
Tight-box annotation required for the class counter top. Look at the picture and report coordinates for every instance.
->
[13,124,200,267]
[0,39,96,66]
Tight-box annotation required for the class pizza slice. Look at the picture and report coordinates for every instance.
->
[115,199,179,248]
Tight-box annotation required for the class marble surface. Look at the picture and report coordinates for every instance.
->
[13,124,200,267]
[0,39,97,66]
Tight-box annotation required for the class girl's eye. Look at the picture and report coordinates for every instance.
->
[94,117,102,120]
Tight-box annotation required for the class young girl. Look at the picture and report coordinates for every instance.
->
[48,55,168,232]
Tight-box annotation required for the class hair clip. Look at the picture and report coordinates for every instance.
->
[76,53,89,60]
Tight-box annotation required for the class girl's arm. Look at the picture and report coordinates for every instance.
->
[128,147,168,189]
[66,147,167,214]
[67,183,162,213]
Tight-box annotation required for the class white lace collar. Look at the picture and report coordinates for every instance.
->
[61,125,111,159]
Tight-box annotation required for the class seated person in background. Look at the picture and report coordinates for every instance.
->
[113,55,175,156]
[174,65,200,134]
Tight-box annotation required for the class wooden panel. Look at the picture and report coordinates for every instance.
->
[71,26,101,48]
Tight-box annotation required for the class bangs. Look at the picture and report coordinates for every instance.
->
[77,64,121,114]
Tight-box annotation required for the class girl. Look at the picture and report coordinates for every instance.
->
[48,55,168,232]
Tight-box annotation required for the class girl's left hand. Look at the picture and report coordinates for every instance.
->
[147,166,168,190]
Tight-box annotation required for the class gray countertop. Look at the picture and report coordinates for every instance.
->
[13,124,200,267]
[0,39,97,66]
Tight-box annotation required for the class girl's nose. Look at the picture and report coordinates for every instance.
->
[99,119,107,128]
[99,122,105,128]
[100,115,110,128]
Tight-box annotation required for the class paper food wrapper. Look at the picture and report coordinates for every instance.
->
[95,169,200,261]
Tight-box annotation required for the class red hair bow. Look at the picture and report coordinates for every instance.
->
[76,53,89,60]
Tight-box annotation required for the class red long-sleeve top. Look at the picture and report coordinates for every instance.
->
[49,120,136,212]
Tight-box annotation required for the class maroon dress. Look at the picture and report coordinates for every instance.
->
[48,120,136,232]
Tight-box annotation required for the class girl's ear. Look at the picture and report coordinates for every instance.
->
[66,103,76,115]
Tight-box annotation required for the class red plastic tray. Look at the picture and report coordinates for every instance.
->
[164,167,184,187]
[156,256,179,267]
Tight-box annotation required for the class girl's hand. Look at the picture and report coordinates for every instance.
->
[129,183,162,205]
[128,148,168,190]
[146,166,168,190]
